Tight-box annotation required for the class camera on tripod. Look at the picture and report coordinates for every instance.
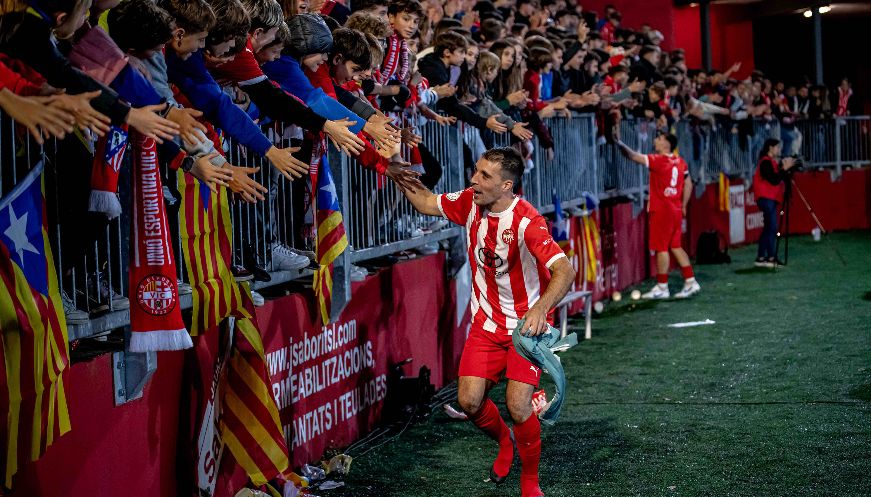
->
[786,154,804,172]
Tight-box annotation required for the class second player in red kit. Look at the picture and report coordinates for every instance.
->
[617,133,701,299]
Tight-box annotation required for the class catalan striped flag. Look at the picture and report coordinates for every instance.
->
[581,212,602,284]
[313,155,348,324]
[0,161,71,487]
[718,172,731,212]
[177,169,248,337]
[220,294,289,486]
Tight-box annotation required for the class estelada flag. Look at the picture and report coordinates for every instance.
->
[313,154,348,324]
[0,161,71,487]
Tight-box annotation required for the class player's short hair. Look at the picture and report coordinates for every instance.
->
[482,147,524,186]
[660,133,678,152]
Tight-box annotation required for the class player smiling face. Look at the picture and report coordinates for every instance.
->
[470,157,514,207]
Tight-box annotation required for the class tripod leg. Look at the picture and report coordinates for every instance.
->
[791,179,827,234]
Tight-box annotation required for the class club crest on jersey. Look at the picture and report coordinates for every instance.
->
[501,228,516,244]
[445,191,462,201]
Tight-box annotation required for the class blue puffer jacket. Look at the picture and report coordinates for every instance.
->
[262,55,365,135]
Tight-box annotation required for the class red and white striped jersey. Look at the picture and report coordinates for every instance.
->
[437,188,567,335]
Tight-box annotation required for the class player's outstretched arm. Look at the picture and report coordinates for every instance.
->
[400,183,442,217]
[616,140,648,166]
[519,258,576,336]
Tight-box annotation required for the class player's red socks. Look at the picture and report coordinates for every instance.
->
[469,399,513,477]
[514,414,543,497]
[656,273,669,284]
[681,265,695,280]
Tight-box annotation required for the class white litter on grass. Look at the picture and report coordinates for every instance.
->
[667,319,716,328]
[319,481,345,490]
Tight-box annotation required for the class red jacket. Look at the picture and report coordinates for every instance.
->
[523,69,547,112]
[753,156,785,203]
[0,56,43,96]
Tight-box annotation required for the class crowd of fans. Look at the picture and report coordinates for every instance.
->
[0,0,861,316]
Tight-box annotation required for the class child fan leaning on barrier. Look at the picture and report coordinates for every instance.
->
[0,0,181,142]
[111,0,266,200]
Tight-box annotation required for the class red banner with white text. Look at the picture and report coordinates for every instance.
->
[254,254,467,467]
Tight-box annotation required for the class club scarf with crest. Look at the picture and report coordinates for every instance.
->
[128,133,191,352]
[0,161,71,487]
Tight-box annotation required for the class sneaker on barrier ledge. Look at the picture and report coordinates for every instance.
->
[84,272,129,314]
[270,241,309,272]
[231,265,254,282]
[349,264,368,282]
[250,290,265,307]
[416,242,439,256]
[242,243,272,282]
[287,247,320,269]
[428,219,448,231]
[62,290,89,325]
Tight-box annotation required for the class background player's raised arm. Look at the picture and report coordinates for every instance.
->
[616,139,649,166]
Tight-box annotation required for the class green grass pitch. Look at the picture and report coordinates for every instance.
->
[338,231,871,497]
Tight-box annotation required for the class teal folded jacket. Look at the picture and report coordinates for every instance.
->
[512,321,578,426]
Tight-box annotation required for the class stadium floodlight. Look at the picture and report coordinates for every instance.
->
[804,5,832,17]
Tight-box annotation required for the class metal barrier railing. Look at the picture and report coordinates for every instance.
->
[597,118,653,201]
[793,116,871,176]
[531,114,599,213]
[0,114,131,339]
[3,108,869,337]
[675,118,781,185]
[334,119,465,263]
